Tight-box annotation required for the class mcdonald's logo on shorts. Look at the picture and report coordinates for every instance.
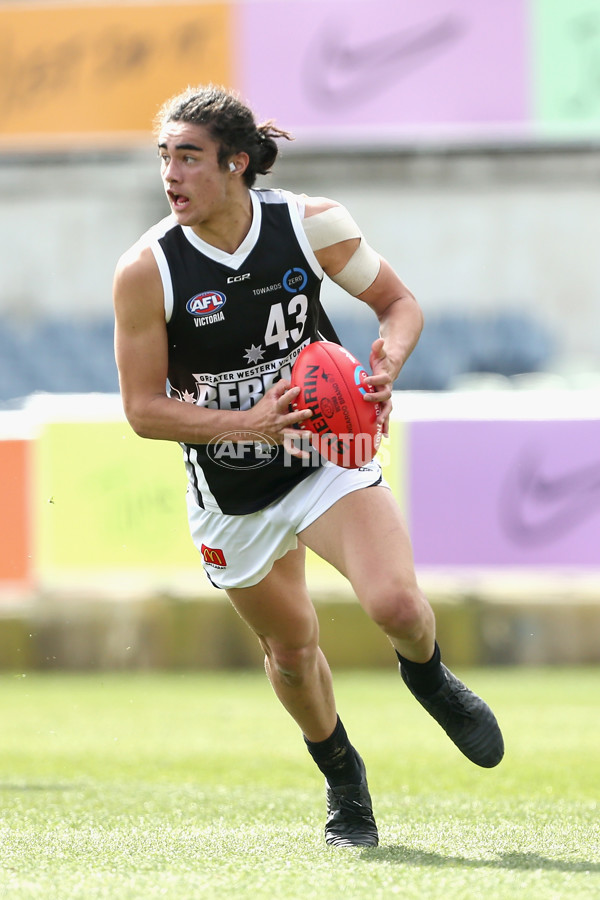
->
[201,544,227,568]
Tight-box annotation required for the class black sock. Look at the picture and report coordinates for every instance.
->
[396,641,444,696]
[304,716,362,787]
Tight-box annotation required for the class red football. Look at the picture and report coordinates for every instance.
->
[290,341,382,468]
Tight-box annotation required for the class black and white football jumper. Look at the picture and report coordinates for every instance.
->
[145,188,339,515]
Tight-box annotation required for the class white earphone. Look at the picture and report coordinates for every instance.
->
[229,162,237,172]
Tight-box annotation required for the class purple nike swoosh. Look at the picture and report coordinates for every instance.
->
[499,445,600,547]
[302,13,466,110]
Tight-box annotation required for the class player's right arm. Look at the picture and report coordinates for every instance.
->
[113,246,310,445]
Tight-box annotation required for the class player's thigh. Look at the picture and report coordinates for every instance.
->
[298,485,419,602]
[226,544,319,649]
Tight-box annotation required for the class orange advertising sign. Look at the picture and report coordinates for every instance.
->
[0,439,33,585]
[0,2,232,143]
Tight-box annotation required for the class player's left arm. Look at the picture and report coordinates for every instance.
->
[359,257,424,384]
[305,196,423,431]
[354,260,424,434]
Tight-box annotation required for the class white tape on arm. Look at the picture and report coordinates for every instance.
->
[302,204,381,295]
[302,205,361,251]
[330,240,381,295]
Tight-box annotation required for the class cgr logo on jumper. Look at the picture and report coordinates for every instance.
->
[186,291,226,327]
[227,272,250,284]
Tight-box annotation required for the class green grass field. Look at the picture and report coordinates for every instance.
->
[0,667,598,899]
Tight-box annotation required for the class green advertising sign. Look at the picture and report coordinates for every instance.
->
[37,422,197,573]
[534,0,600,133]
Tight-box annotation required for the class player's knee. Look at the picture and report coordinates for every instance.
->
[367,584,431,642]
[268,641,318,686]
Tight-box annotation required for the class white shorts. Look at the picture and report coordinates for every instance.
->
[187,459,386,590]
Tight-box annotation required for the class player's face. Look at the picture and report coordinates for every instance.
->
[157,122,232,228]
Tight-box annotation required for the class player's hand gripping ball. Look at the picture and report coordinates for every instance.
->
[290,341,382,468]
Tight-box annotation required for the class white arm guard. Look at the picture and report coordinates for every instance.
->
[330,240,381,295]
[302,205,361,250]
[302,205,381,296]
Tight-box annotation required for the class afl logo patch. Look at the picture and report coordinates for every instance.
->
[186,291,227,316]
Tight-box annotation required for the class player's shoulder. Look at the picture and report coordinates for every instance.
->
[299,194,344,219]
[298,195,360,252]
[256,188,343,220]
[115,214,175,277]
[114,243,153,288]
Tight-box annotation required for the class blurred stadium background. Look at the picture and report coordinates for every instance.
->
[1,0,599,671]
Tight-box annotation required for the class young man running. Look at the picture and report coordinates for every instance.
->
[113,84,504,849]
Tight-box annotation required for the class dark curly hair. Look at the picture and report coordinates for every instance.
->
[154,84,293,187]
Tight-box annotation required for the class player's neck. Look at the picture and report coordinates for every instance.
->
[190,190,253,254]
